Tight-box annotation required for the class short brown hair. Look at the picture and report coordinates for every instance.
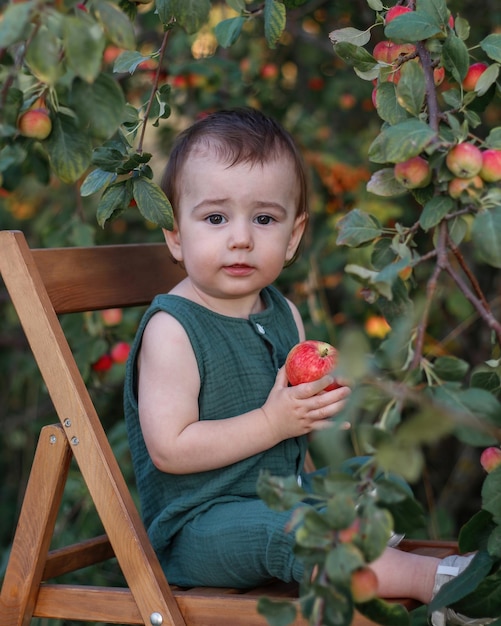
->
[161,107,309,220]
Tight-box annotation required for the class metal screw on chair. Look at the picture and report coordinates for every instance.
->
[149,612,163,625]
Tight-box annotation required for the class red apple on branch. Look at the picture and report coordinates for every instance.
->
[480,149,501,182]
[446,143,483,178]
[351,567,379,603]
[462,62,489,92]
[285,340,340,391]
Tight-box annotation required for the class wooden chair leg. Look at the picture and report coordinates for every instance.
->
[0,424,72,626]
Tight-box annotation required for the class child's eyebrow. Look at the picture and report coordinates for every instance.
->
[191,199,289,215]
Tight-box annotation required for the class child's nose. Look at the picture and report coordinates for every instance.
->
[229,222,253,249]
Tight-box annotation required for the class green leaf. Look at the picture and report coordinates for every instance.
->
[25,25,64,85]
[113,50,152,74]
[481,33,501,63]
[487,524,501,558]
[396,58,425,116]
[486,127,501,149]
[80,168,116,196]
[374,82,409,125]
[419,195,454,230]
[333,42,378,73]
[482,466,501,524]
[71,73,126,140]
[264,0,286,49]
[63,15,106,83]
[328,27,371,47]
[356,506,393,562]
[396,409,454,446]
[416,0,450,26]
[433,356,469,381]
[257,597,296,626]
[336,209,382,246]
[471,207,501,269]
[132,177,174,230]
[458,509,495,553]
[356,597,410,626]
[442,34,470,83]
[0,1,32,48]
[94,0,136,50]
[368,119,436,164]
[45,113,93,184]
[453,569,501,620]
[156,0,211,34]
[214,16,245,48]
[475,63,500,96]
[384,12,442,42]
[96,180,131,227]
[325,543,364,583]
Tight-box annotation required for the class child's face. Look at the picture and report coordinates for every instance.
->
[164,148,306,307]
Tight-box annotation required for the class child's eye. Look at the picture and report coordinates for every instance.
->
[207,214,226,225]
[255,215,274,225]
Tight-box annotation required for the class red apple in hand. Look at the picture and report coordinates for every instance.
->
[285,340,340,391]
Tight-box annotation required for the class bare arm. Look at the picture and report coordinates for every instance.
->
[137,309,349,475]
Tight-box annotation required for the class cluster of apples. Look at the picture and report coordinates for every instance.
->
[373,6,500,199]
[371,5,446,95]
[17,98,52,141]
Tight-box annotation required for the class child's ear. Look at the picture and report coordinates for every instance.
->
[162,224,183,263]
[285,213,307,263]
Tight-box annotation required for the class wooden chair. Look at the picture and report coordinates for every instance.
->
[0,229,457,626]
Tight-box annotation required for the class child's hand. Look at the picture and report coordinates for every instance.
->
[261,366,351,442]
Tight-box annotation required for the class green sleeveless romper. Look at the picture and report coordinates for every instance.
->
[124,285,308,587]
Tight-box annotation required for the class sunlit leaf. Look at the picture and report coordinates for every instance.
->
[329,27,371,47]
[156,0,211,33]
[367,168,407,197]
[45,114,92,184]
[264,0,286,49]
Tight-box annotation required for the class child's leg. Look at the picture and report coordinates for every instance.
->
[161,499,305,588]
[370,546,440,603]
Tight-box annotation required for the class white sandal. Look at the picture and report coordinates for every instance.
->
[430,554,496,626]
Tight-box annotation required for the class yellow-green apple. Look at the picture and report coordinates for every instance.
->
[446,143,483,178]
[462,62,489,92]
[285,340,340,391]
[110,341,131,364]
[480,447,501,473]
[351,567,379,603]
[394,156,432,189]
[448,175,484,200]
[17,107,52,140]
[480,149,501,182]
[385,5,411,23]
